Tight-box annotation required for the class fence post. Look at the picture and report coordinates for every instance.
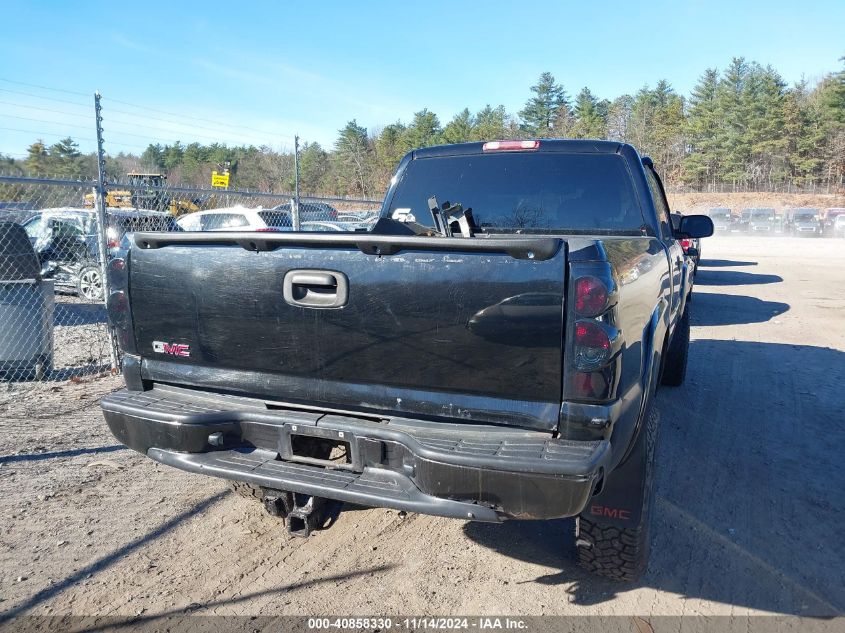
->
[292,134,301,230]
[93,92,118,373]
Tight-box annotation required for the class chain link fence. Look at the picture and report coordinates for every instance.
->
[0,174,381,415]
[1,178,112,416]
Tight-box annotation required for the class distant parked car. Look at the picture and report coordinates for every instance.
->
[268,201,339,223]
[834,214,845,238]
[0,208,38,225]
[299,221,345,232]
[705,207,733,233]
[784,208,822,237]
[177,207,277,231]
[337,210,379,223]
[739,208,777,234]
[178,206,355,232]
[22,208,179,300]
[822,208,845,237]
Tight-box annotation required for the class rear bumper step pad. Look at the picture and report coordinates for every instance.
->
[149,447,502,522]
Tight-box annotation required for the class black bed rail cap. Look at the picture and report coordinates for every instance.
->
[132,231,561,261]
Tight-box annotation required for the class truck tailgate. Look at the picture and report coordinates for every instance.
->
[127,234,565,430]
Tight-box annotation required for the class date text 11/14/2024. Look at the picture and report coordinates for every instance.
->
[306,617,528,630]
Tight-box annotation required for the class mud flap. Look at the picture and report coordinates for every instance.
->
[582,405,652,528]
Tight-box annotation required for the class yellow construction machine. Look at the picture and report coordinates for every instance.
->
[83,173,210,216]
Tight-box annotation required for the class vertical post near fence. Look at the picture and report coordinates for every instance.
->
[93,91,118,373]
[292,134,301,230]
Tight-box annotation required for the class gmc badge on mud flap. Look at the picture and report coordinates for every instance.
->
[152,341,190,357]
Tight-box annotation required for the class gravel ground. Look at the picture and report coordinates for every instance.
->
[0,236,843,623]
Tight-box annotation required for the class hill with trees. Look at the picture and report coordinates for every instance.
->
[1,56,843,198]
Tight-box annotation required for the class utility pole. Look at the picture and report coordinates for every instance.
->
[93,91,118,372]
[292,135,301,230]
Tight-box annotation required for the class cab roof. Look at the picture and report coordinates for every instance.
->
[410,139,631,159]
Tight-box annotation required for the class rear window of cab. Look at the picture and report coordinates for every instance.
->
[387,152,645,234]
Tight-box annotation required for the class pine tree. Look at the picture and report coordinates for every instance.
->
[374,122,410,184]
[25,140,50,175]
[715,57,752,184]
[141,144,165,171]
[162,143,184,171]
[782,82,824,185]
[606,95,634,142]
[404,109,441,148]
[299,142,329,194]
[572,87,607,139]
[683,68,720,186]
[56,139,86,179]
[441,109,474,144]
[472,105,509,141]
[334,120,372,196]
[519,72,569,137]
[819,56,845,124]
[630,81,685,179]
[813,58,845,188]
[743,64,788,186]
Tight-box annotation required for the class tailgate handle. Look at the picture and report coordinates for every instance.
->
[283,270,348,309]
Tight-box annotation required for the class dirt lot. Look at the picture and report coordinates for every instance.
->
[1,236,843,623]
[666,191,845,215]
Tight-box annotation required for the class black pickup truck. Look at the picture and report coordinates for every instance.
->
[101,139,712,581]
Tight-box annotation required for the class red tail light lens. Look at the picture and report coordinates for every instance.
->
[575,276,609,317]
[482,140,540,152]
[680,238,691,252]
[108,257,127,289]
[573,320,612,372]
[107,290,129,328]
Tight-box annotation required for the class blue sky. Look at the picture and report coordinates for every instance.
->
[1,0,843,157]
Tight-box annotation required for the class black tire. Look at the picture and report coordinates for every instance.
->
[575,405,660,581]
[660,306,690,387]
[76,265,104,302]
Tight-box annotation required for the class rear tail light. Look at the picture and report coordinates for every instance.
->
[575,276,609,317]
[106,255,137,355]
[482,140,540,152]
[680,238,691,252]
[573,320,612,372]
[564,263,620,403]
[108,257,127,288]
[107,290,128,323]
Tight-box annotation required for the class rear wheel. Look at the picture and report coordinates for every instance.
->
[660,306,690,387]
[575,405,660,581]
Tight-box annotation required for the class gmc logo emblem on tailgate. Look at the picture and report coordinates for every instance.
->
[152,341,190,357]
